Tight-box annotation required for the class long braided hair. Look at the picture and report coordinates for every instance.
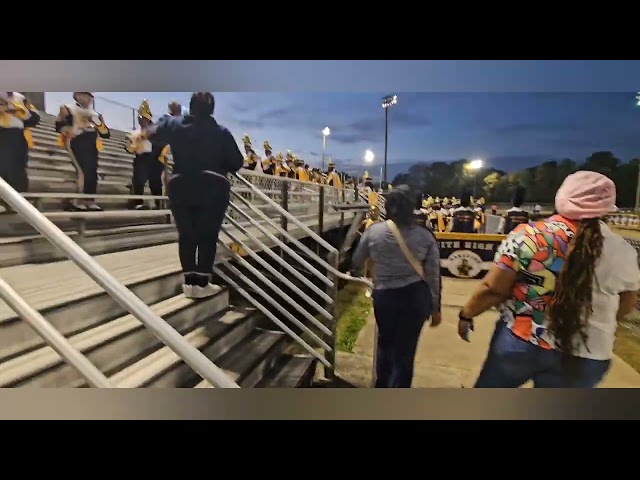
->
[547,218,604,355]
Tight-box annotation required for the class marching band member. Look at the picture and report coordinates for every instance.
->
[473,197,485,232]
[275,152,289,177]
[449,193,476,233]
[498,185,529,234]
[326,159,343,188]
[364,205,382,230]
[426,199,439,231]
[433,203,447,232]
[292,158,306,181]
[362,171,379,206]
[441,197,451,229]
[55,92,110,211]
[298,163,311,182]
[125,100,169,210]
[0,92,41,213]
[242,134,261,171]
[285,151,297,179]
[420,196,432,214]
[530,204,544,221]
[262,141,275,175]
[310,167,322,183]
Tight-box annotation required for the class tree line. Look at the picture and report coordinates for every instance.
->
[391,151,639,206]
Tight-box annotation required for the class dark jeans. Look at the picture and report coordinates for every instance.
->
[169,173,230,278]
[372,281,432,388]
[475,320,610,388]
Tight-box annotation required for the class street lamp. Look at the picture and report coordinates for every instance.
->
[381,95,398,186]
[364,149,374,163]
[468,158,483,197]
[322,127,330,171]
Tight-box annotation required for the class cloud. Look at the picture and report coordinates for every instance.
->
[230,103,251,114]
[547,133,640,152]
[391,110,432,127]
[492,122,585,135]
[236,118,265,129]
[232,105,309,132]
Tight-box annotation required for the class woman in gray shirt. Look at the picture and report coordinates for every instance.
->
[352,185,442,387]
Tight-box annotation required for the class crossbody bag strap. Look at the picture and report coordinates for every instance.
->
[386,220,427,283]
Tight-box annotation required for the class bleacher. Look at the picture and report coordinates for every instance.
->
[0,112,360,388]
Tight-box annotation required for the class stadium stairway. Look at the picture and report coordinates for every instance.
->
[0,112,358,387]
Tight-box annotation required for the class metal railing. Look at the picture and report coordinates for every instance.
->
[0,177,239,388]
[213,172,371,375]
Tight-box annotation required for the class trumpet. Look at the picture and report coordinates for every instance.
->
[5,98,30,120]
[83,111,102,127]
[84,110,108,135]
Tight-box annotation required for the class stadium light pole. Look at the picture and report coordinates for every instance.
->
[469,158,483,197]
[364,149,375,186]
[322,127,330,171]
[382,95,398,186]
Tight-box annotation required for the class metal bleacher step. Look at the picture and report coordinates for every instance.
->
[192,327,288,388]
[0,223,178,268]
[0,291,229,387]
[112,307,262,388]
[256,354,317,388]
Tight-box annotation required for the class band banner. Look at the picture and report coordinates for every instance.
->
[435,233,506,279]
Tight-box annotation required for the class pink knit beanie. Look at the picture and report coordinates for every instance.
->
[555,171,616,220]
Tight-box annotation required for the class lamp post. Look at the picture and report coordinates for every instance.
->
[381,95,398,186]
[468,158,483,197]
[322,127,330,171]
[364,149,375,186]
[364,149,374,163]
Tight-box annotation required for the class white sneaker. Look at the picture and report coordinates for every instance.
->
[182,284,194,298]
[190,283,221,299]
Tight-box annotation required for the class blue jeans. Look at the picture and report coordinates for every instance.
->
[372,281,433,388]
[474,320,610,388]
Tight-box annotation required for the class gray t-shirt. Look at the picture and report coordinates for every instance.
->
[352,221,441,312]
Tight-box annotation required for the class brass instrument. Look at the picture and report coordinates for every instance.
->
[84,109,108,135]
[0,93,31,120]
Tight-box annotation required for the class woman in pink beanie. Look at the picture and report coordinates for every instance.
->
[458,171,640,388]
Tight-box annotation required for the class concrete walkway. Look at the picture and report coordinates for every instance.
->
[335,277,640,388]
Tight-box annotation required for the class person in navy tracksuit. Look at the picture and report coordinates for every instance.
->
[145,92,244,299]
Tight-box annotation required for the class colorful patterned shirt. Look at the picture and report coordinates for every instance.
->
[494,214,578,348]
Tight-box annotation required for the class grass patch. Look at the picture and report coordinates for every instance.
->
[335,283,373,353]
[614,319,640,374]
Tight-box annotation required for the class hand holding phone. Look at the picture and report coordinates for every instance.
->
[460,319,474,342]
[458,311,474,342]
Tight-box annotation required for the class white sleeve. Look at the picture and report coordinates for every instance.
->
[617,242,640,292]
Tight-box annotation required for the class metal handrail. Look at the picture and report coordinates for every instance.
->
[213,266,331,367]
[222,212,333,308]
[0,276,113,388]
[234,173,337,252]
[230,181,373,288]
[0,177,239,389]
